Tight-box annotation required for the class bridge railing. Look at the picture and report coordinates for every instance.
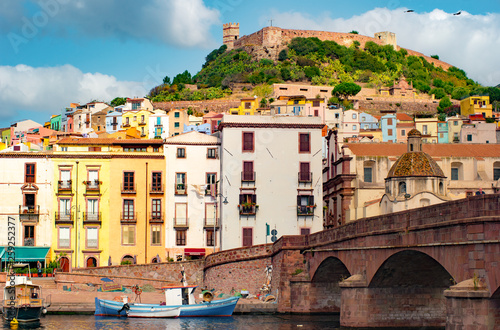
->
[290,194,500,248]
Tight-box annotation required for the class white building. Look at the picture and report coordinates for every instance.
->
[149,110,169,139]
[219,115,324,250]
[163,131,221,260]
[0,154,53,261]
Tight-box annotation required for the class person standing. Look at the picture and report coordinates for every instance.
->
[37,260,42,277]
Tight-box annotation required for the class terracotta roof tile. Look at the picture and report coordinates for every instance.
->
[346,143,500,158]
[396,113,413,121]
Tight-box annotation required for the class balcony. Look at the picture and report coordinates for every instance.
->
[205,184,216,196]
[239,204,257,216]
[297,205,316,216]
[54,211,74,224]
[120,212,137,223]
[19,205,40,222]
[85,180,101,193]
[138,121,146,126]
[123,123,131,128]
[298,172,312,183]
[83,212,101,224]
[121,183,136,194]
[204,217,219,229]
[241,171,256,182]
[24,238,34,246]
[175,183,187,195]
[57,180,72,192]
[149,212,164,223]
[150,184,164,194]
[140,133,146,137]
[173,217,188,229]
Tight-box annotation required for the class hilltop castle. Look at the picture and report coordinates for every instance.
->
[222,24,450,70]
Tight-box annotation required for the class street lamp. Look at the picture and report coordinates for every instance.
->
[213,193,228,253]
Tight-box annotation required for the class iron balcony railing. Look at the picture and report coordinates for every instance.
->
[121,183,136,194]
[175,183,187,195]
[85,180,101,192]
[149,212,164,223]
[241,171,256,182]
[204,217,219,228]
[54,211,74,224]
[150,184,164,194]
[298,172,312,183]
[120,212,137,223]
[297,205,316,216]
[173,217,188,228]
[83,212,101,223]
[19,205,40,221]
[57,180,72,192]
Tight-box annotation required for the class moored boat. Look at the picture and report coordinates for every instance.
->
[1,263,51,323]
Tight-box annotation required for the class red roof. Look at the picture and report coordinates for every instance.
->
[346,143,500,158]
[396,113,413,121]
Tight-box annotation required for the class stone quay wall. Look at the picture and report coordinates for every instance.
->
[72,260,204,287]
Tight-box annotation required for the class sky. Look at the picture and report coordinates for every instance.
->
[1,0,499,128]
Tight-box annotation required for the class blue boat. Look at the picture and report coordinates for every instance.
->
[94,285,239,317]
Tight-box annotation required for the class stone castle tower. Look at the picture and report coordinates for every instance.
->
[223,23,239,50]
[374,31,397,50]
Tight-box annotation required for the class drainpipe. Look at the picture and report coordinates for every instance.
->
[75,161,79,269]
[145,162,148,264]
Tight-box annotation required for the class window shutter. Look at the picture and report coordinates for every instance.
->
[239,194,244,205]
[252,194,257,204]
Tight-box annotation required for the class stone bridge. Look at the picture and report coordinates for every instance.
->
[205,194,500,329]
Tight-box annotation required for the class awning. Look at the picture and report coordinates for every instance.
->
[0,246,50,263]
[184,248,206,256]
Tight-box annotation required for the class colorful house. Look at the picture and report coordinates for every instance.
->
[105,106,124,134]
[149,111,169,139]
[168,109,189,136]
[122,109,153,138]
[380,113,397,143]
[50,115,61,131]
[460,96,492,118]
[359,112,379,130]
[446,115,465,143]
[415,117,438,143]
[437,121,449,144]
[229,97,259,115]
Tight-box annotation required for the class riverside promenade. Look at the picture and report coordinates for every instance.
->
[0,277,277,314]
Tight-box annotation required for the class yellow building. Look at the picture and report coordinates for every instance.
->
[460,96,493,118]
[168,109,189,136]
[51,137,165,269]
[229,97,259,115]
[51,138,113,270]
[415,118,438,143]
[122,109,153,138]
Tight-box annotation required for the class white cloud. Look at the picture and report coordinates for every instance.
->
[268,8,500,86]
[3,0,220,48]
[0,64,146,121]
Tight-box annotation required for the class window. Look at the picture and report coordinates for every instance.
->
[125,117,130,125]
[422,125,428,135]
[242,132,254,152]
[242,161,254,181]
[297,195,315,214]
[59,198,71,220]
[152,172,162,191]
[151,225,161,245]
[239,194,257,215]
[454,121,458,126]
[388,128,393,136]
[86,227,98,248]
[467,134,472,142]
[245,102,251,109]
[299,133,310,153]
[151,199,162,220]
[451,162,462,181]
[176,230,186,246]
[123,199,134,220]
[123,172,134,190]
[88,169,99,186]
[122,225,135,245]
[141,115,145,122]
[59,227,70,248]
[88,147,101,151]
[25,163,35,183]
[494,163,500,181]
[314,110,319,117]
[174,122,180,128]
[399,182,406,194]
[299,162,311,182]
[352,113,357,119]
[60,169,71,188]
[24,225,34,246]
[353,125,357,130]
[132,102,140,110]
[401,129,406,137]
[86,199,99,221]
[175,203,187,226]
[207,148,217,159]
[313,100,320,107]
[300,228,310,235]
[242,228,253,247]
[174,112,180,118]
[335,113,339,119]
[175,173,186,194]
[133,116,137,122]
[206,229,215,247]
[206,173,217,195]
[177,148,186,158]
[364,167,373,183]
[387,118,393,125]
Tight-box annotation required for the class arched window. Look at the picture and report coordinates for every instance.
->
[122,255,134,265]
[399,182,406,195]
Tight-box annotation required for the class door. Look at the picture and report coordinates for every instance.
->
[60,257,70,272]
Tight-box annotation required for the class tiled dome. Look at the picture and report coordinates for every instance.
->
[407,129,421,137]
[387,152,445,178]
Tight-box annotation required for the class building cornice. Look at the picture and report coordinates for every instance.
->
[0,153,164,159]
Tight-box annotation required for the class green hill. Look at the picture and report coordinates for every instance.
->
[150,37,497,103]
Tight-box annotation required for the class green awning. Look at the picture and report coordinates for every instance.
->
[0,246,49,263]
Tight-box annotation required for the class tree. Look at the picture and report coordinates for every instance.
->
[253,84,273,98]
[349,30,359,34]
[110,97,127,107]
[173,70,193,85]
[278,49,288,61]
[437,96,452,113]
[431,55,439,60]
[163,76,171,85]
[332,82,362,101]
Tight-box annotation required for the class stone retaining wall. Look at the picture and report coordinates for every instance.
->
[153,100,240,113]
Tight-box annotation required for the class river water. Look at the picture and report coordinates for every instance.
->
[3,314,342,330]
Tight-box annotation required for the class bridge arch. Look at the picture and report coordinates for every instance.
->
[310,256,350,313]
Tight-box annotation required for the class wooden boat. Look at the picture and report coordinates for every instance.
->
[1,264,51,323]
[95,269,239,317]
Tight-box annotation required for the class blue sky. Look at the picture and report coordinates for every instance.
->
[1,0,499,128]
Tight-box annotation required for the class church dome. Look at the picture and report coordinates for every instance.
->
[387,152,445,178]
[407,129,421,137]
